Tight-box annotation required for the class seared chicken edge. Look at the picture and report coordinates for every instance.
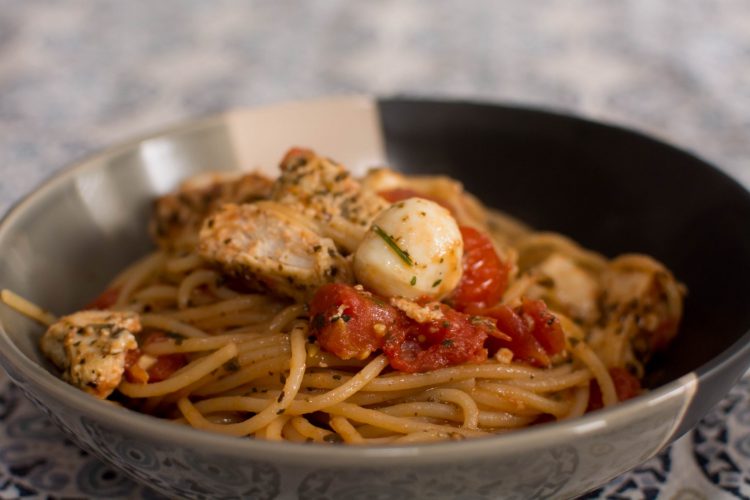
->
[40,310,140,399]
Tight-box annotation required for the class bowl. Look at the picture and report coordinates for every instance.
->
[1,96,749,499]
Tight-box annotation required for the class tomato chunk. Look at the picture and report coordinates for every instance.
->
[124,348,141,369]
[519,298,566,355]
[478,298,565,368]
[480,304,550,367]
[649,318,679,352]
[309,284,401,360]
[124,348,149,384]
[147,354,188,382]
[280,147,314,166]
[451,227,510,311]
[127,332,188,384]
[610,367,642,401]
[587,367,642,412]
[85,286,120,310]
[309,284,494,372]
[383,304,493,373]
[377,188,454,213]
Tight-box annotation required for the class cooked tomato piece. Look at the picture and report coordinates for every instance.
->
[309,284,495,371]
[127,331,188,383]
[124,348,141,369]
[587,367,642,412]
[378,188,419,203]
[141,331,170,347]
[85,287,120,310]
[477,299,564,368]
[124,351,149,384]
[479,304,550,367]
[124,347,146,383]
[377,188,454,212]
[147,354,187,382]
[451,227,510,311]
[649,318,679,352]
[309,284,401,360]
[383,304,492,373]
[610,367,642,401]
[280,147,314,166]
[519,298,566,355]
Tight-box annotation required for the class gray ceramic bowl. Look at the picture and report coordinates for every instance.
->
[2,96,750,499]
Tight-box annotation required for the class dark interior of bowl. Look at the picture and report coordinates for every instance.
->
[379,98,750,388]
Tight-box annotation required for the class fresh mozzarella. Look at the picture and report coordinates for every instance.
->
[354,198,463,300]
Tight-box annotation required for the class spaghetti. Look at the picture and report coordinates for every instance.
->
[1,147,685,444]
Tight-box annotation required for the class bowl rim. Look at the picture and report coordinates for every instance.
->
[1,95,750,466]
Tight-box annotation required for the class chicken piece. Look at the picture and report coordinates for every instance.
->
[536,254,601,324]
[271,148,390,253]
[198,202,353,301]
[362,167,490,231]
[40,311,140,399]
[602,255,684,353]
[589,254,685,373]
[150,171,274,251]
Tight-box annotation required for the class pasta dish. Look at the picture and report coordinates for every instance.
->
[2,148,685,444]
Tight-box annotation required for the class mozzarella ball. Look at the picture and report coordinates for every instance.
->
[354,198,463,300]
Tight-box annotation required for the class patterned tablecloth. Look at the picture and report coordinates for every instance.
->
[0,1,749,498]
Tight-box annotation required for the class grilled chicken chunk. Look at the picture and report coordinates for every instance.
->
[601,255,684,355]
[536,254,601,324]
[40,311,140,399]
[271,148,389,253]
[198,202,353,301]
[150,171,274,251]
[588,254,685,373]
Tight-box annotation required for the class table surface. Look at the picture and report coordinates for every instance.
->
[1,1,749,498]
